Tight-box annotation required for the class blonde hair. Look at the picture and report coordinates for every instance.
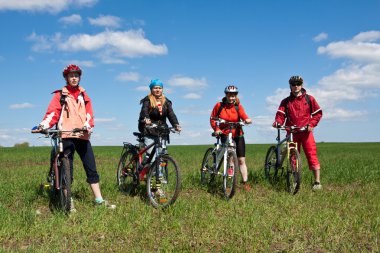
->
[148,93,166,108]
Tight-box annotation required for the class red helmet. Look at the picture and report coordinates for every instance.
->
[62,64,82,78]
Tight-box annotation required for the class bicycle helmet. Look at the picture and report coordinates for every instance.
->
[224,85,238,94]
[149,79,164,89]
[289,75,303,85]
[62,64,82,78]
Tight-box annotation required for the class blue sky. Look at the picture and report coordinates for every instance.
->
[1,0,380,147]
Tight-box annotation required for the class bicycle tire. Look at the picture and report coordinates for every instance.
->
[223,150,238,199]
[264,145,279,181]
[286,148,302,195]
[117,149,138,195]
[58,157,71,212]
[146,155,181,208]
[200,147,214,185]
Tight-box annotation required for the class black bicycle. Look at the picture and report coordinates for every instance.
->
[32,127,85,212]
[264,125,306,194]
[117,124,181,208]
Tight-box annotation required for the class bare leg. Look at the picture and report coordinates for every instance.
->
[90,183,103,199]
[238,157,248,182]
[313,169,320,183]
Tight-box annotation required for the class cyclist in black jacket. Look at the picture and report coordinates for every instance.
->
[138,79,181,155]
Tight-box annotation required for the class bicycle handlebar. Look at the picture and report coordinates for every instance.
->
[211,117,245,127]
[31,126,87,135]
[145,124,179,134]
[275,125,307,132]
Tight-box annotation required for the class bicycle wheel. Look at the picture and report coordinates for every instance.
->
[264,146,279,181]
[117,149,138,195]
[223,150,238,199]
[146,155,181,208]
[58,157,71,212]
[286,148,302,194]
[200,147,214,185]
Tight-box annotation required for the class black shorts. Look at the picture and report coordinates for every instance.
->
[221,135,246,157]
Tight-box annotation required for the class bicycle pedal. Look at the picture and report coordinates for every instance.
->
[159,198,168,204]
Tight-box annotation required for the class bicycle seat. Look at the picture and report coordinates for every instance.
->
[212,132,221,137]
[133,132,143,138]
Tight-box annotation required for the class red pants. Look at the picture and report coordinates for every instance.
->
[292,131,320,170]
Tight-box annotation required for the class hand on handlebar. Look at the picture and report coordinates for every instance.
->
[245,118,252,125]
[214,129,223,136]
[272,122,281,128]
[175,125,182,132]
[144,118,152,125]
[31,125,46,134]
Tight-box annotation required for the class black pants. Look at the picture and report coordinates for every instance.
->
[62,138,100,184]
[221,135,246,157]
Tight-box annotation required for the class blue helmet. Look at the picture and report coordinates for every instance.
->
[149,79,163,90]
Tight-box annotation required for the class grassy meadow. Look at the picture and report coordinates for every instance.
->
[0,142,379,252]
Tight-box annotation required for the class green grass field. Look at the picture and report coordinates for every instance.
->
[1,143,379,252]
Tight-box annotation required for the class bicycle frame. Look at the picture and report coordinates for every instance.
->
[33,128,85,190]
[50,132,64,190]
[275,126,306,171]
[121,126,174,179]
[211,119,244,176]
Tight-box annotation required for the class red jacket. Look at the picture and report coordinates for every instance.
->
[39,86,94,140]
[275,89,322,128]
[210,99,250,137]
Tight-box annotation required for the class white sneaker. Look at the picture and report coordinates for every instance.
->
[95,200,116,209]
[70,198,77,213]
[312,182,322,191]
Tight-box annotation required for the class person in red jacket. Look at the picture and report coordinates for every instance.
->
[210,85,252,191]
[272,75,323,190]
[34,64,115,211]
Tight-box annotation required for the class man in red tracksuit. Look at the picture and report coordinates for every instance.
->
[272,76,323,190]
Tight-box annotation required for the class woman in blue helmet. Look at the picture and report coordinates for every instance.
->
[138,79,181,169]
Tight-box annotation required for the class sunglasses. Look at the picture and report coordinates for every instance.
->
[291,82,302,86]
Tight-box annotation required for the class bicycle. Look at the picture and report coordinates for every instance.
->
[116,124,181,208]
[264,125,306,194]
[200,118,244,199]
[32,127,85,212]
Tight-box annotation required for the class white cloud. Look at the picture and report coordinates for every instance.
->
[168,76,208,89]
[27,32,59,52]
[59,14,82,25]
[0,0,97,13]
[136,86,150,92]
[59,30,167,57]
[62,60,94,67]
[116,72,140,82]
[318,30,380,62]
[95,117,116,123]
[313,32,328,42]
[267,31,380,122]
[9,103,35,109]
[265,88,289,112]
[88,15,121,28]
[183,93,202,99]
[28,30,167,63]
[322,108,367,120]
[178,106,211,115]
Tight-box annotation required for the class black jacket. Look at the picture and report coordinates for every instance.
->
[138,96,179,136]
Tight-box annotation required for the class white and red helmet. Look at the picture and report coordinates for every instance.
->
[224,85,238,94]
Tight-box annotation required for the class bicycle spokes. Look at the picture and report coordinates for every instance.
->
[147,156,180,208]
